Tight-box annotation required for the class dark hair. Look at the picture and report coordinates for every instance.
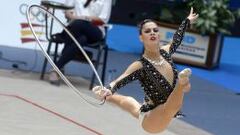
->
[84,0,95,8]
[137,19,160,35]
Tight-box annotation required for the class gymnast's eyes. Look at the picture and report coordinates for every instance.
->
[143,28,159,34]
[153,28,159,33]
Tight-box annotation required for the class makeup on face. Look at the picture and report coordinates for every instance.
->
[143,28,159,34]
[142,26,159,41]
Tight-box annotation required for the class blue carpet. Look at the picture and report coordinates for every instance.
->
[107,24,143,54]
[177,36,240,93]
[107,24,240,93]
[177,63,240,93]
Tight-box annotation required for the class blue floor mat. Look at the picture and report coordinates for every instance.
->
[178,36,240,93]
[177,63,240,93]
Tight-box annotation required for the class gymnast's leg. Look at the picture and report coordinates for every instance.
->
[141,69,191,133]
[106,94,141,119]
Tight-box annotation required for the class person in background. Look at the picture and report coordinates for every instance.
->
[49,0,112,85]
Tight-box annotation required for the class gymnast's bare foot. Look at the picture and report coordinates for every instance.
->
[178,68,191,92]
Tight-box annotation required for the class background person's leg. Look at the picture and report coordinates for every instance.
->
[56,36,88,69]
[49,20,103,84]
[63,20,103,44]
[48,36,87,84]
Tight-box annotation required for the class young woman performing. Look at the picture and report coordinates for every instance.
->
[93,7,198,134]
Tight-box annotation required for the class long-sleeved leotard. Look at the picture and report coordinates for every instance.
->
[109,19,190,113]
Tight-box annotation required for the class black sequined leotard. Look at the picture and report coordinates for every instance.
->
[109,19,190,113]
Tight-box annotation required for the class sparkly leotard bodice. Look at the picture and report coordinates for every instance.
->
[109,19,190,112]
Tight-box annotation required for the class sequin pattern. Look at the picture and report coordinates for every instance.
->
[110,19,190,113]
[169,19,190,55]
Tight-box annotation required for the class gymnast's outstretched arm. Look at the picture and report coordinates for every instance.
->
[92,61,143,99]
[108,61,143,94]
[162,7,198,55]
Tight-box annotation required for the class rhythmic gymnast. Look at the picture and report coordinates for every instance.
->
[93,7,198,134]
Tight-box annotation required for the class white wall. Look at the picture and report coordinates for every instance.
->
[0,0,66,50]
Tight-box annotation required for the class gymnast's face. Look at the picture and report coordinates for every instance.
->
[139,21,160,47]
